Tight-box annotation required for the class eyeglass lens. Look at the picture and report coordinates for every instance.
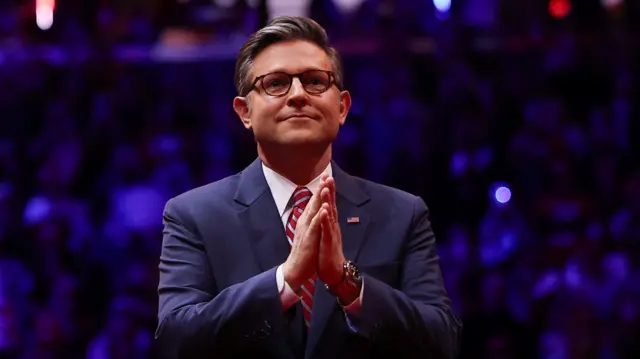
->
[262,70,330,96]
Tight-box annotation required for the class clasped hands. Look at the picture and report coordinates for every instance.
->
[283,174,346,293]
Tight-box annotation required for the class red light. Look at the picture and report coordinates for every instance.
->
[549,0,571,18]
[35,0,55,30]
[36,0,56,10]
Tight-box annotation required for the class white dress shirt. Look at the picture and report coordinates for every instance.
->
[262,163,363,317]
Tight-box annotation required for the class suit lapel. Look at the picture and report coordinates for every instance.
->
[233,158,298,359]
[235,158,290,272]
[306,161,371,358]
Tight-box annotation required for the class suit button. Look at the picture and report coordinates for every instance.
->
[259,321,272,338]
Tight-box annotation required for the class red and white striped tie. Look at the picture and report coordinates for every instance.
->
[285,187,316,328]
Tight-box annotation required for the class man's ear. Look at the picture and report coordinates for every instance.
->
[338,90,351,126]
[233,96,252,129]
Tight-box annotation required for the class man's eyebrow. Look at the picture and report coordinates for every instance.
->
[256,67,329,75]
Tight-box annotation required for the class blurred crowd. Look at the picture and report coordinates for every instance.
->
[0,0,639,359]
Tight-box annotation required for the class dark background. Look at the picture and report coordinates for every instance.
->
[0,0,638,358]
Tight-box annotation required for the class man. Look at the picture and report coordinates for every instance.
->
[155,16,461,359]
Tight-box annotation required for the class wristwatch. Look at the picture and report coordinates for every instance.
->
[325,260,362,301]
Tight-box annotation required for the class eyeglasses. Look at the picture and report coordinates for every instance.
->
[247,70,335,97]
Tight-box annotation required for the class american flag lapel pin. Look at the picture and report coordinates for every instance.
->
[346,216,360,224]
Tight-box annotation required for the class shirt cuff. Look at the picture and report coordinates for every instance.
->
[341,279,364,332]
[277,264,301,310]
[341,279,364,315]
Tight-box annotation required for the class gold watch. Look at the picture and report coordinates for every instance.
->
[325,260,362,299]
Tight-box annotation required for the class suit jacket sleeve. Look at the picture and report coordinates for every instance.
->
[155,198,284,358]
[357,196,462,359]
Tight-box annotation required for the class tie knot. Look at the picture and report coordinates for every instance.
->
[292,187,312,208]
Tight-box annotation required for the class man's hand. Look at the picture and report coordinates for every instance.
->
[317,175,346,287]
[282,187,324,292]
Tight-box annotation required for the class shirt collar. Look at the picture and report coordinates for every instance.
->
[262,162,332,217]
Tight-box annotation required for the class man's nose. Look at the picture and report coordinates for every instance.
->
[286,78,307,107]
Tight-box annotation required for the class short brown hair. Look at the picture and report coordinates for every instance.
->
[234,16,344,97]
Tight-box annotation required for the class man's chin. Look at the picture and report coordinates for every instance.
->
[258,136,332,152]
[287,136,336,148]
[257,130,337,149]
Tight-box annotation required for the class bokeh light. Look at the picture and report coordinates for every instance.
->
[549,0,571,18]
[494,186,512,204]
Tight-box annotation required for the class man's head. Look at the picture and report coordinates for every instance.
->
[232,16,351,150]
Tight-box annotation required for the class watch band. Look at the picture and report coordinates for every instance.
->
[326,260,362,298]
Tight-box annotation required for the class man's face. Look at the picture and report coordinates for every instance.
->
[233,40,351,148]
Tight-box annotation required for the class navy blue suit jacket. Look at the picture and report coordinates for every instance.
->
[155,158,462,359]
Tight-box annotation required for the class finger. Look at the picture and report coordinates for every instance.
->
[326,177,338,222]
[320,207,333,240]
[302,188,322,223]
[320,188,336,224]
[315,208,329,271]
[318,184,332,214]
[321,187,331,208]
[320,173,329,183]
[308,206,328,237]
[318,176,329,196]
[321,202,331,215]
